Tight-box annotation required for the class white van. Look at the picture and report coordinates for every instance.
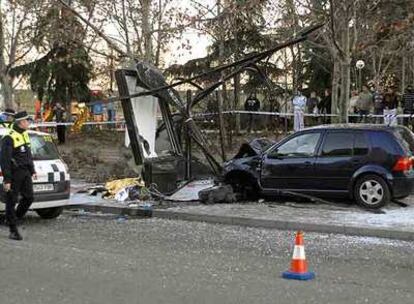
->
[0,128,71,219]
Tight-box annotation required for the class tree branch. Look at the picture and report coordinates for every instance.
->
[328,0,345,58]
[56,0,130,59]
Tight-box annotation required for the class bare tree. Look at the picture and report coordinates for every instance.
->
[95,0,191,67]
[0,0,39,109]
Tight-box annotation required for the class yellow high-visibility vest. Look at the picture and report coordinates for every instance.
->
[5,129,31,148]
[0,122,12,129]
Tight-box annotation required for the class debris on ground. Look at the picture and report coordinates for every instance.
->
[198,184,237,204]
[165,179,215,202]
[86,185,107,196]
[105,177,145,199]
[80,177,152,203]
[79,176,238,205]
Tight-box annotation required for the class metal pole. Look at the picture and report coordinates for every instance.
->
[284,49,289,135]
[234,74,241,135]
[185,90,192,180]
[217,90,227,162]
[216,0,226,162]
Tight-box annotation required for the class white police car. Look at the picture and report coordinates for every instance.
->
[0,128,71,219]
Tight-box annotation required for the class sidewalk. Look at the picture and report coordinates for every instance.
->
[158,201,414,241]
[69,192,414,241]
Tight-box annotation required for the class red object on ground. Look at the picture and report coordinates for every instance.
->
[282,231,315,280]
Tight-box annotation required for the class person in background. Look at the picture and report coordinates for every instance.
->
[106,101,116,129]
[402,85,414,128]
[348,90,359,123]
[0,108,16,128]
[292,90,307,132]
[373,86,384,124]
[34,99,42,122]
[383,87,399,126]
[307,91,319,126]
[53,102,66,144]
[318,89,332,124]
[244,93,260,133]
[357,85,373,123]
[42,103,53,122]
[93,100,104,130]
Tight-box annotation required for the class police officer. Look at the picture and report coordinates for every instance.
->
[1,111,36,240]
[0,108,16,128]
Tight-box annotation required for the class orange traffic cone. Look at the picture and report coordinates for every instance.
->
[282,231,315,280]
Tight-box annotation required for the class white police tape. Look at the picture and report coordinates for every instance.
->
[27,110,413,129]
[194,110,414,118]
[29,120,126,128]
[194,111,336,117]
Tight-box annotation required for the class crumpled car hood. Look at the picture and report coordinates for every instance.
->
[233,138,275,159]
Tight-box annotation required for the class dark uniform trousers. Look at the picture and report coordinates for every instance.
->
[5,167,34,226]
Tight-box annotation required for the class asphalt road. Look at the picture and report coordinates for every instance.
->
[0,212,413,304]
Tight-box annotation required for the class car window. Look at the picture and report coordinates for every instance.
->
[322,132,353,157]
[393,127,414,154]
[272,133,321,158]
[368,131,400,155]
[354,132,369,156]
[30,134,60,160]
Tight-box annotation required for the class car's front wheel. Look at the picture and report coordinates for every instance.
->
[354,175,390,209]
[225,172,259,201]
[36,207,63,219]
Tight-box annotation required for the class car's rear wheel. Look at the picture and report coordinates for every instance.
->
[354,175,390,209]
[36,207,63,219]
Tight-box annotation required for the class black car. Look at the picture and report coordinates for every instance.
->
[223,124,414,209]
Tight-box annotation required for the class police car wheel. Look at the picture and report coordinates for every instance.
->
[35,207,63,219]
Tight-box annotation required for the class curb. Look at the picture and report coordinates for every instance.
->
[68,204,414,241]
[152,210,414,241]
[68,204,152,217]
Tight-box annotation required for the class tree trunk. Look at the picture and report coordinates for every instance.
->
[142,0,153,63]
[121,0,132,57]
[290,46,297,92]
[154,0,163,67]
[0,74,15,109]
[331,58,340,122]
[339,60,350,123]
[402,52,406,95]
[411,55,414,86]
[337,21,351,123]
[234,74,241,134]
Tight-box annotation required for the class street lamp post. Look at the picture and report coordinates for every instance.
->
[356,60,365,91]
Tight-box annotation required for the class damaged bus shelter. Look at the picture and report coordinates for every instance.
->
[114,24,324,202]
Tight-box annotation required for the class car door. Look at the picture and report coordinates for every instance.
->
[260,131,322,191]
[314,131,369,192]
